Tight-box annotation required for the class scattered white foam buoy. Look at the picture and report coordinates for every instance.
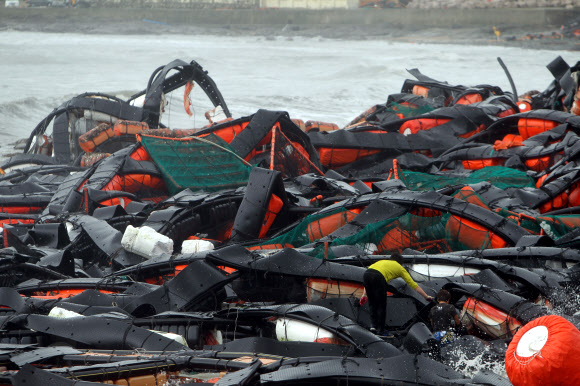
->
[48,307,83,319]
[121,225,174,259]
[181,239,215,254]
[505,315,580,386]
[363,243,378,254]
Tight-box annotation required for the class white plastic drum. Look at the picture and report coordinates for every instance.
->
[121,225,174,259]
[409,264,480,282]
[275,318,336,343]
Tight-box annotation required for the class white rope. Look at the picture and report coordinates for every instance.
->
[513,350,543,366]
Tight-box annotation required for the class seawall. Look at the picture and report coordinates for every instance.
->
[1,7,578,29]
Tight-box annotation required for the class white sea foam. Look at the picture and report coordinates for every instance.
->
[443,342,508,378]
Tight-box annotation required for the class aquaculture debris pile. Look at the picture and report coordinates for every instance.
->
[2,56,580,385]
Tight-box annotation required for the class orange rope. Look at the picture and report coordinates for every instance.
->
[270,126,277,170]
[184,81,194,117]
[277,129,325,175]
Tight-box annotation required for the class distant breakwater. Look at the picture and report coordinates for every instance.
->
[1,7,578,29]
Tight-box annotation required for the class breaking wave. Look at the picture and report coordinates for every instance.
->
[0,97,48,117]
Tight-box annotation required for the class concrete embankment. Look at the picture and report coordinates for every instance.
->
[0,7,578,29]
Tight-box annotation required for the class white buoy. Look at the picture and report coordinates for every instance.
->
[121,225,174,259]
[181,239,215,254]
[275,318,337,343]
[48,307,83,319]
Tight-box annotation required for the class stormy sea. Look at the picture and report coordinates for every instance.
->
[0,31,576,145]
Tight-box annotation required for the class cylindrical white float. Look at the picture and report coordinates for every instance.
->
[181,239,215,254]
[121,225,174,259]
[275,318,337,344]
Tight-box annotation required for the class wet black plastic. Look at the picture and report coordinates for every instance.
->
[13,364,106,386]
[260,354,469,385]
[402,322,438,355]
[25,314,189,351]
[215,358,261,386]
[10,346,81,366]
[231,167,287,242]
[215,304,401,359]
[209,337,353,358]
[143,59,230,128]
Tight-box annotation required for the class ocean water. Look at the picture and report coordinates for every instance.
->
[0,30,576,146]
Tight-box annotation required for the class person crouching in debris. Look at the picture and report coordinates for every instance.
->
[429,289,462,345]
[359,252,433,336]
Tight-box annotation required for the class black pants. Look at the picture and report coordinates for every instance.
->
[363,268,388,331]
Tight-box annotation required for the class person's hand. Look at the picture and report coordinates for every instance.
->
[359,295,368,306]
[426,296,434,302]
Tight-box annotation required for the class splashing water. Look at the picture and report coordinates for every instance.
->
[547,286,580,327]
[443,342,508,378]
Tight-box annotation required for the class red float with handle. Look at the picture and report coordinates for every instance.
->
[505,315,580,386]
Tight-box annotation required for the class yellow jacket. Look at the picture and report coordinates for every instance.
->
[368,260,418,289]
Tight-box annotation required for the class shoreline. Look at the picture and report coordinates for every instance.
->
[1,21,578,51]
[0,7,578,51]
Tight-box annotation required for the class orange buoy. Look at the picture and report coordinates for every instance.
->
[461,297,521,338]
[304,120,339,133]
[258,194,284,238]
[505,315,580,386]
[497,108,517,118]
[524,156,552,172]
[455,93,483,105]
[517,100,532,113]
[113,120,149,137]
[306,208,362,242]
[291,119,306,132]
[568,182,580,207]
[306,278,364,302]
[247,243,294,251]
[198,121,249,144]
[80,152,110,167]
[538,190,568,213]
[517,118,559,140]
[462,158,504,170]
[446,215,508,250]
[535,174,548,188]
[399,118,450,136]
[317,148,381,169]
[377,226,413,253]
[78,123,115,153]
[412,85,429,98]
[493,134,523,151]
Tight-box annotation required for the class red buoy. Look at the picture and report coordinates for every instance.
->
[505,315,580,386]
